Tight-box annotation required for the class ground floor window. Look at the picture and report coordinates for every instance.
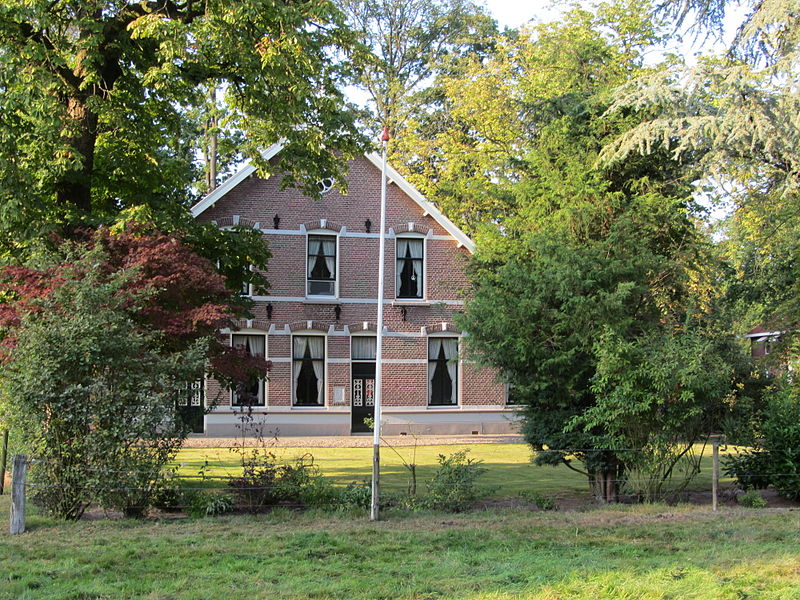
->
[293,335,325,406]
[231,334,266,406]
[428,337,458,405]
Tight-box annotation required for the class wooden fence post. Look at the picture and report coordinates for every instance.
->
[0,430,8,495]
[710,435,722,512]
[10,454,28,535]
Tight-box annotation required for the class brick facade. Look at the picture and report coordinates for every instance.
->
[194,153,518,436]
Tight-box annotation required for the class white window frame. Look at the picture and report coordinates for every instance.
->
[292,333,327,407]
[306,232,339,299]
[395,234,426,300]
[240,264,253,297]
[230,333,267,407]
[427,335,460,407]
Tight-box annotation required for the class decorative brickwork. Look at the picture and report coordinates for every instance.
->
[194,154,515,435]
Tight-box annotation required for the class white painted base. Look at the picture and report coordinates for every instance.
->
[201,408,521,437]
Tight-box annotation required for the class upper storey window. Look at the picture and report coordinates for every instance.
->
[307,234,336,297]
[396,237,424,299]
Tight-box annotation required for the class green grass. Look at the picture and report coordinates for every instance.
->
[2,498,799,599]
[174,443,735,499]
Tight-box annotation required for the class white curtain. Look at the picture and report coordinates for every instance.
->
[308,237,335,278]
[322,238,335,276]
[307,238,320,277]
[442,338,458,404]
[429,337,458,404]
[428,338,441,395]
[308,336,325,405]
[292,336,304,390]
[352,336,376,360]
[233,335,265,357]
[396,238,423,293]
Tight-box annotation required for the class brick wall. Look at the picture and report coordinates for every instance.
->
[197,154,508,430]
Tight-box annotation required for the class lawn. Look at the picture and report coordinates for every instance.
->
[2,498,798,600]
[173,442,735,501]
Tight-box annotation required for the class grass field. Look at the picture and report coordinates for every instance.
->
[173,442,734,500]
[2,497,798,599]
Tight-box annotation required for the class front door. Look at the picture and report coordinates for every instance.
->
[177,380,205,434]
[351,362,376,433]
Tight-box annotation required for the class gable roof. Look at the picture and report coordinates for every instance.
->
[189,144,476,253]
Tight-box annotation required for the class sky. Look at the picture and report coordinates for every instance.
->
[479,0,747,60]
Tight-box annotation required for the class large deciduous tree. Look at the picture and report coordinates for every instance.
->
[457,2,750,502]
[340,0,497,135]
[0,0,367,252]
[0,228,270,519]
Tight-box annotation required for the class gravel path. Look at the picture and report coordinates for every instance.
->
[184,433,525,448]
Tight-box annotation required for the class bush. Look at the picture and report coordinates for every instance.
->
[738,490,768,508]
[188,492,235,517]
[723,451,773,491]
[520,491,558,511]
[724,382,800,501]
[421,450,487,512]
[229,451,344,511]
[336,482,372,511]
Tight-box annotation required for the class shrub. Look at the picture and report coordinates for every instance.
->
[336,482,372,511]
[421,449,487,512]
[724,382,800,501]
[520,491,558,511]
[188,492,235,517]
[229,451,343,511]
[0,230,259,520]
[723,451,773,491]
[738,490,768,508]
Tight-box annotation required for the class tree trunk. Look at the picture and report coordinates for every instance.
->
[57,95,98,216]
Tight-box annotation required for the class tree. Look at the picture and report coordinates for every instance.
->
[390,0,670,235]
[340,0,497,135]
[0,0,368,252]
[0,228,269,518]
[600,0,800,334]
[457,2,747,502]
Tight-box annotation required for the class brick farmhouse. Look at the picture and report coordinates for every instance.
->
[190,144,518,436]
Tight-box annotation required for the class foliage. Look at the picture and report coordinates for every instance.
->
[723,450,774,491]
[724,379,800,501]
[0,230,268,519]
[584,327,749,501]
[392,0,667,234]
[420,449,487,512]
[340,0,497,135]
[456,1,753,502]
[738,489,768,508]
[228,448,345,512]
[188,491,235,518]
[519,490,558,511]
[0,0,367,254]
[602,0,800,348]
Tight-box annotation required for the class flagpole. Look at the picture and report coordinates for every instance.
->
[371,125,390,521]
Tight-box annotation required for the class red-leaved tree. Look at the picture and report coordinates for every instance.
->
[0,227,269,518]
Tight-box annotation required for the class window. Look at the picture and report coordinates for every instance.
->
[317,177,335,194]
[231,334,266,406]
[396,237,423,299]
[351,336,377,361]
[505,383,524,406]
[307,234,336,296]
[293,336,325,406]
[428,337,458,405]
[240,265,253,297]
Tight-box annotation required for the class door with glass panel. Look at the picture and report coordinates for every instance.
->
[351,336,376,433]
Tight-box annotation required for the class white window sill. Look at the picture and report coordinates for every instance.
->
[303,297,340,304]
[392,299,429,306]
